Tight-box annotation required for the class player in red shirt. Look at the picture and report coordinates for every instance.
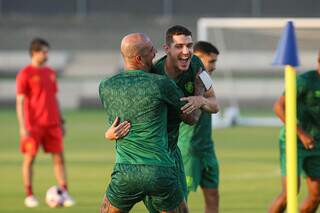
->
[16,38,74,208]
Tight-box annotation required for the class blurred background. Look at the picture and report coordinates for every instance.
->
[0,0,319,113]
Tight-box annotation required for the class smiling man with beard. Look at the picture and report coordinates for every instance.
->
[145,25,219,212]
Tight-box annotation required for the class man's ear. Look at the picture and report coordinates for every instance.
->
[135,55,142,64]
[163,44,170,54]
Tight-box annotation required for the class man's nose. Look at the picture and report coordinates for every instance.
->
[182,46,190,54]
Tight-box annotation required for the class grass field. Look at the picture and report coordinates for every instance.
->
[0,109,312,212]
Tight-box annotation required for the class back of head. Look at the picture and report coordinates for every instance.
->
[194,41,219,55]
[165,25,192,46]
[120,33,154,70]
[121,33,151,59]
[29,38,50,56]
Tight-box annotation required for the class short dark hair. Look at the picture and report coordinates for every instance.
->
[29,38,50,55]
[194,41,219,55]
[166,25,192,45]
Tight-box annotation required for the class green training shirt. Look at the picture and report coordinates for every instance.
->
[99,70,184,166]
[280,70,320,149]
[178,111,213,155]
[151,55,204,150]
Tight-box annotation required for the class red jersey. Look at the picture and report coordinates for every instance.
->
[16,65,61,130]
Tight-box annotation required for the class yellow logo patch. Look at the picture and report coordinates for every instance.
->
[31,75,40,82]
[184,81,194,94]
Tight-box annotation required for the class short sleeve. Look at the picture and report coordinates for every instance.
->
[191,55,205,75]
[16,69,29,96]
[98,80,106,107]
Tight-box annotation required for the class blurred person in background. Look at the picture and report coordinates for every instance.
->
[269,51,320,213]
[16,38,75,208]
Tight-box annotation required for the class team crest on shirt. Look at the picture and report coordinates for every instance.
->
[184,81,194,94]
[31,75,40,82]
[315,90,320,97]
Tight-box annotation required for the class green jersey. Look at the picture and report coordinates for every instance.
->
[280,70,320,149]
[178,111,213,155]
[151,55,205,150]
[99,70,184,166]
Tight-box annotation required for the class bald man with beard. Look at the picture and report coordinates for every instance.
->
[99,33,199,213]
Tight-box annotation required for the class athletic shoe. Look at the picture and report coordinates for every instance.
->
[62,191,75,207]
[24,195,39,208]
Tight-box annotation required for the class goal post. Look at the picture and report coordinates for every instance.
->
[197,18,320,41]
[197,18,320,128]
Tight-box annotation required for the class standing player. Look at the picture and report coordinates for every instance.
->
[178,41,220,213]
[145,25,219,212]
[16,38,74,207]
[269,52,320,213]
[99,33,199,213]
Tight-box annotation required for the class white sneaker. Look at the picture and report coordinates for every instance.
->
[62,191,75,207]
[24,195,39,208]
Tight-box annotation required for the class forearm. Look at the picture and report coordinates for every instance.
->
[274,95,306,138]
[199,87,219,113]
[297,125,306,138]
[16,95,27,133]
[56,99,64,124]
[201,96,219,113]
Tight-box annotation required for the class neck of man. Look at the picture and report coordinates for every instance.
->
[31,59,44,68]
[164,58,181,80]
[124,63,145,72]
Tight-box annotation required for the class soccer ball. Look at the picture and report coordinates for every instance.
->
[45,186,64,208]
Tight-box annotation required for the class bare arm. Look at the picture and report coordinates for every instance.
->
[16,94,28,138]
[56,99,66,136]
[201,87,219,113]
[273,95,285,123]
[274,95,315,149]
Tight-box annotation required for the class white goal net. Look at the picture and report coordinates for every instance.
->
[197,18,320,128]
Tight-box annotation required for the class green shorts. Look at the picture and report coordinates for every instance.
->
[174,148,188,199]
[279,138,320,178]
[106,163,183,212]
[144,148,187,213]
[183,149,219,193]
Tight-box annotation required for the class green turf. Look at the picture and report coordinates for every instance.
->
[0,109,313,212]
